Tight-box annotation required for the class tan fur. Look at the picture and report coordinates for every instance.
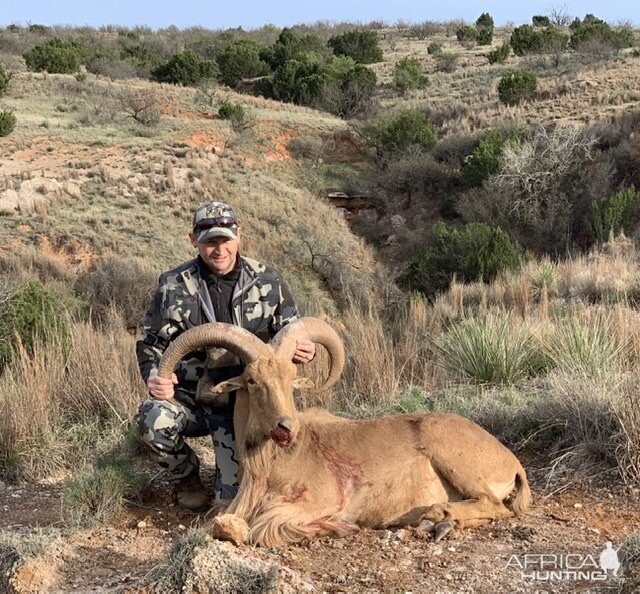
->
[211,358,531,547]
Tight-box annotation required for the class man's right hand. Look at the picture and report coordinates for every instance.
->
[148,374,178,400]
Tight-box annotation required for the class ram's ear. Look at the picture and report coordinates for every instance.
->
[211,377,244,393]
[292,377,315,390]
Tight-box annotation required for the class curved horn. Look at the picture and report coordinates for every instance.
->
[271,317,345,392]
[157,323,272,380]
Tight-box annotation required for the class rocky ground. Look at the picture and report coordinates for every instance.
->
[1,453,639,593]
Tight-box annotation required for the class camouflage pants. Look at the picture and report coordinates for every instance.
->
[135,394,239,499]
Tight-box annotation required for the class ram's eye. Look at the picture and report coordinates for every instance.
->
[247,378,257,385]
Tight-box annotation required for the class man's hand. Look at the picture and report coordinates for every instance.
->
[148,373,178,400]
[292,339,316,364]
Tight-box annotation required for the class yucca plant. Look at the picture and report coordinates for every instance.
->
[543,313,625,375]
[433,313,543,384]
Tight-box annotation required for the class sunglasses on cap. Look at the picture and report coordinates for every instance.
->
[193,216,237,232]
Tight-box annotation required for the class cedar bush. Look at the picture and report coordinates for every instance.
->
[510,25,569,56]
[24,37,85,73]
[456,25,478,44]
[532,15,552,27]
[150,50,218,86]
[461,129,514,187]
[393,57,427,93]
[216,40,269,87]
[218,100,245,126]
[589,187,640,244]
[487,42,510,64]
[497,69,538,105]
[406,222,525,297]
[0,64,7,97]
[328,30,383,64]
[475,13,494,45]
[0,279,70,369]
[363,109,437,156]
[0,110,16,137]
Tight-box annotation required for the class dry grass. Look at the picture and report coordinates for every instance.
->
[0,315,146,481]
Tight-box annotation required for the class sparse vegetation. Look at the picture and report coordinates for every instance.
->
[62,455,146,527]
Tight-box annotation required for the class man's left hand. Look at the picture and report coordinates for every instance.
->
[293,339,316,364]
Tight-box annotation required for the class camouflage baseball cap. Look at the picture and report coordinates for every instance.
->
[192,202,238,242]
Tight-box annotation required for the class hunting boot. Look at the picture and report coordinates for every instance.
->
[175,469,210,513]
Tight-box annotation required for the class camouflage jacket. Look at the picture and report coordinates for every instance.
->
[136,255,299,395]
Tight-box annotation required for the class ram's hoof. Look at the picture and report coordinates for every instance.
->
[417,519,435,533]
[433,521,455,543]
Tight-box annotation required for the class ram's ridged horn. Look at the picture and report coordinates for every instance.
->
[270,317,345,392]
[157,323,272,380]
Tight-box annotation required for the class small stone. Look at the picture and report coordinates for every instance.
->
[137,521,147,529]
[574,503,583,509]
[178,524,186,531]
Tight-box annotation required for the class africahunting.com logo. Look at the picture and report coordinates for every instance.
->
[506,542,621,582]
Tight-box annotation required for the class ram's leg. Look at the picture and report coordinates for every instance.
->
[420,494,513,541]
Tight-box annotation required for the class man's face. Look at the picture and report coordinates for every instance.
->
[189,228,241,276]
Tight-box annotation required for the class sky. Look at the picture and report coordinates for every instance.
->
[1,1,638,30]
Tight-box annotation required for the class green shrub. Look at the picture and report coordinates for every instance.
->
[456,25,478,44]
[510,25,569,56]
[364,109,437,156]
[475,13,494,45]
[532,15,552,27]
[151,50,218,86]
[569,16,635,52]
[218,100,245,123]
[0,64,7,97]
[487,42,510,64]
[319,58,377,117]
[268,52,329,105]
[24,37,84,73]
[328,30,383,64]
[216,40,270,87]
[434,314,539,384]
[393,57,427,93]
[0,110,16,137]
[427,42,442,55]
[497,69,538,105]
[589,187,640,243]
[406,222,524,296]
[261,28,327,69]
[461,129,514,187]
[0,279,69,369]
